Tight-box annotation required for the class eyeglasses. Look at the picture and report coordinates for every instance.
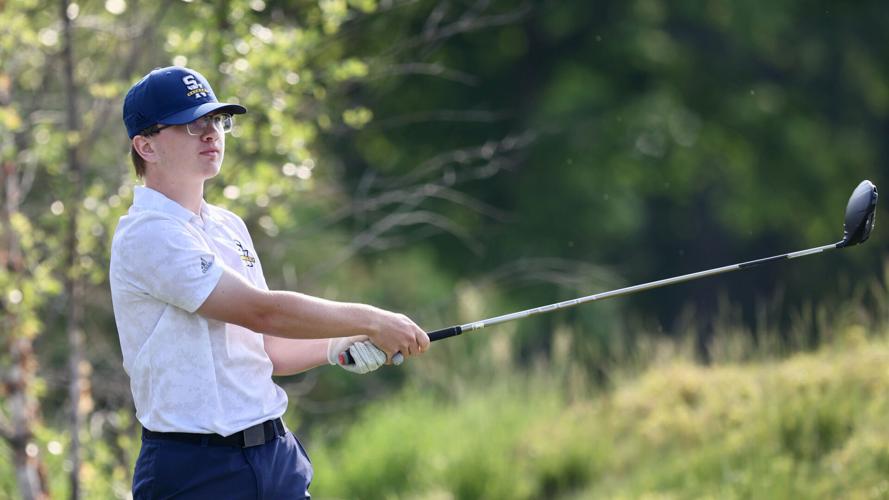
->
[140,113,234,137]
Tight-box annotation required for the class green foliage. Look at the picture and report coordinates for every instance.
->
[308,329,889,500]
[3,0,889,495]
[776,386,856,461]
[308,378,574,499]
[0,411,138,498]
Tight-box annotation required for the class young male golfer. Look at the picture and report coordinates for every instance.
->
[110,66,430,498]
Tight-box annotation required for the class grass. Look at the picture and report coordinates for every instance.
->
[307,326,889,499]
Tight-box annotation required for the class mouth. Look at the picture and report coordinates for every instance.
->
[200,148,220,158]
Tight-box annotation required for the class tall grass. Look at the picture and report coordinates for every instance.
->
[308,331,889,499]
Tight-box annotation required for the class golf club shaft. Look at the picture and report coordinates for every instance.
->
[342,241,841,365]
[425,242,840,342]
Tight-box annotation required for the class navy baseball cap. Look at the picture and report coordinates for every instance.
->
[123,66,247,138]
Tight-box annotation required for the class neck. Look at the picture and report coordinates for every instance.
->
[144,174,204,215]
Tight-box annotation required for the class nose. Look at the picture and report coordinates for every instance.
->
[201,126,219,141]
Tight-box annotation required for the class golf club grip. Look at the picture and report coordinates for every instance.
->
[338,326,463,366]
[428,325,463,342]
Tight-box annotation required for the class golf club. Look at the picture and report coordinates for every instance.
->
[342,180,878,366]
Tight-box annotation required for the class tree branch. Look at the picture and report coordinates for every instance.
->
[372,108,511,128]
[369,62,480,86]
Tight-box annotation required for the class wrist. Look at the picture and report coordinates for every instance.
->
[354,303,383,339]
[325,338,338,365]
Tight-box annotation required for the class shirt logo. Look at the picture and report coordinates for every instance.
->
[182,75,209,99]
[235,240,256,268]
[200,256,213,274]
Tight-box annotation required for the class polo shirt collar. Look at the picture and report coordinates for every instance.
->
[132,186,205,223]
[198,200,223,228]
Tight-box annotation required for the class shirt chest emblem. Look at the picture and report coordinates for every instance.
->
[234,240,256,268]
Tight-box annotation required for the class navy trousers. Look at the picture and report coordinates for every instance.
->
[133,429,313,499]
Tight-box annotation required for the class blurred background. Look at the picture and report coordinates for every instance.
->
[2,0,888,498]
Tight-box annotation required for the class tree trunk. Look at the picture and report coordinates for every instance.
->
[61,0,86,498]
[1,160,50,499]
[9,339,49,500]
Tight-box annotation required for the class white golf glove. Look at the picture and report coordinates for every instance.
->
[327,337,388,374]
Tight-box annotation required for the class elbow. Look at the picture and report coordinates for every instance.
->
[238,290,282,335]
[230,289,300,339]
[271,363,292,377]
[262,335,304,377]
[266,352,287,376]
[197,274,284,335]
[245,309,275,335]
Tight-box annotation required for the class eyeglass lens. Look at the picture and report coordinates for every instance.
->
[186,114,233,136]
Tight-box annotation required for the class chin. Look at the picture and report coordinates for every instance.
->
[201,161,223,178]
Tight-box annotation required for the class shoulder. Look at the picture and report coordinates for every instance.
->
[205,202,252,234]
[114,211,190,244]
[112,211,203,264]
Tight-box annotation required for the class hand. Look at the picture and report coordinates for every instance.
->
[327,336,356,365]
[327,337,387,374]
[365,309,430,363]
[341,341,388,374]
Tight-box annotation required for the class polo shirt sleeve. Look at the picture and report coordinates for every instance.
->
[118,215,225,313]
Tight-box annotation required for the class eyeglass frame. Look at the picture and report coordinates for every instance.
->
[139,113,233,137]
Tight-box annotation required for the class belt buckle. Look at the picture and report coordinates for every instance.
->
[242,423,266,448]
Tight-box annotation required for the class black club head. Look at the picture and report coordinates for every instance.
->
[837,180,878,248]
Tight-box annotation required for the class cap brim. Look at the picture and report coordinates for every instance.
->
[159,102,247,125]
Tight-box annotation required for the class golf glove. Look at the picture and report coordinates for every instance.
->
[327,337,388,374]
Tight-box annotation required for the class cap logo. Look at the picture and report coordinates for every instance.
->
[182,75,209,99]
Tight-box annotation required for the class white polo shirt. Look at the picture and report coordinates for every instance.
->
[110,186,288,436]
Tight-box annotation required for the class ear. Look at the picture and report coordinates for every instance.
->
[132,135,159,163]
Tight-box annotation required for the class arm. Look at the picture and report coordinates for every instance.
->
[261,336,384,376]
[196,266,429,363]
[262,337,327,376]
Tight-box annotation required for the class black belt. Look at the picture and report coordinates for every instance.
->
[142,418,286,448]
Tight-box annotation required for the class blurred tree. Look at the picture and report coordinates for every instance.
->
[323,0,888,361]
[2,0,186,495]
[60,0,87,496]
[0,130,52,500]
[2,0,888,494]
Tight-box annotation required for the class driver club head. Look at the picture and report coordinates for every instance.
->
[838,179,878,248]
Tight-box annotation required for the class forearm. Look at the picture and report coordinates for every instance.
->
[255,290,379,340]
[197,271,380,340]
[197,269,429,360]
[263,336,329,376]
